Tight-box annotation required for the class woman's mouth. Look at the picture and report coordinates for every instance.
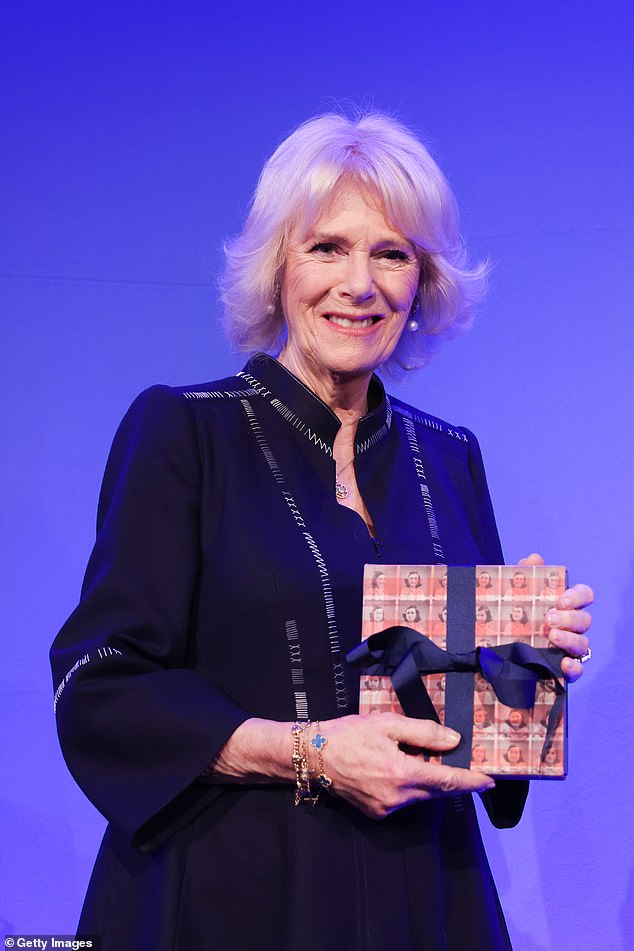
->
[324,314,382,329]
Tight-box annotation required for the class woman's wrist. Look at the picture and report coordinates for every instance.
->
[202,717,295,784]
[291,720,333,806]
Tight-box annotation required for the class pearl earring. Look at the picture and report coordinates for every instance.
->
[267,281,281,316]
[408,297,420,332]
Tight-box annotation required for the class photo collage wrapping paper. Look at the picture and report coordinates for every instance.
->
[360,564,567,777]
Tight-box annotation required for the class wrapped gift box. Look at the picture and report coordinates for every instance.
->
[351,564,568,779]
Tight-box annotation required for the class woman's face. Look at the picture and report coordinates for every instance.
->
[280,182,420,388]
[473,706,486,726]
[477,571,490,587]
[509,709,524,728]
[372,606,384,622]
[507,746,522,764]
[476,606,487,622]
[407,571,421,588]
[404,606,418,622]
[511,605,524,622]
[372,572,385,591]
[472,745,486,764]
[512,572,526,588]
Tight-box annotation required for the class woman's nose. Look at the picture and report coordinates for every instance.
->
[342,251,374,302]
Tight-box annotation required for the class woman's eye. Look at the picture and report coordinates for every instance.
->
[309,242,339,255]
[378,249,409,261]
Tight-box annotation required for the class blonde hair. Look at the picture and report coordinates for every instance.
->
[220,112,488,377]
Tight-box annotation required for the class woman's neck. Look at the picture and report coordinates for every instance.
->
[276,349,376,532]
[277,349,371,425]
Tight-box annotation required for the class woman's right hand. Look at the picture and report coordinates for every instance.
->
[319,713,495,819]
[205,713,494,819]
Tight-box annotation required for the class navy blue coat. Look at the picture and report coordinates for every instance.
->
[51,354,526,950]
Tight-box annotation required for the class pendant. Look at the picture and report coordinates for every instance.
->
[335,481,349,500]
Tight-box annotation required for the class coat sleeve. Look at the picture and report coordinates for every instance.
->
[462,427,530,828]
[50,386,250,852]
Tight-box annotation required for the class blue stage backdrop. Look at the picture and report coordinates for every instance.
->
[2,3,633,948]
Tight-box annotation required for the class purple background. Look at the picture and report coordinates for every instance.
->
[2,3,633,948]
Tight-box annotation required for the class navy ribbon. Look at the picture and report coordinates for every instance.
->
[347,626,566,769]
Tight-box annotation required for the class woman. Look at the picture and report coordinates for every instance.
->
[433,568,448,596]
[402,604,422,625]
[471,743,490,767]
[431,604,448,643]
[402,568,424,594]
[367,603,387,635]
[503,603,531,639]
[50,112,593,950]
[476,569,494,591]
[369,567,386,596]
[507,570,531,598]
[502,708,529,736]
[475,604,494,643]
[540,745,562,774]
[503,744,528,770]
[473,704,495,734]
[540,570,565,599]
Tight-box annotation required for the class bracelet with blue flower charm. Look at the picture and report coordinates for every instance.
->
[311,722,333,791]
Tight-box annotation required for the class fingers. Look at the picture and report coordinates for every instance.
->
[383,712,461,752]
[550,626,590,683]
[374,714,497,800]
[556,583,594,611]
[547,625,589,655]
[403,757,494,799]
[517,552,545,566]
[542,583,593,682]
[385,716,494,792]
[546,607,592,636]
[560,656,585,683]
[322,714,495,819]
[365,746,495,819]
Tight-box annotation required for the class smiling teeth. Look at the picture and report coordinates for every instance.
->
[327,315,375,328]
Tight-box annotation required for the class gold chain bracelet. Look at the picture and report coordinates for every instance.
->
[291,721,333,807]
[291,722,317,806]
[310,721,333,792]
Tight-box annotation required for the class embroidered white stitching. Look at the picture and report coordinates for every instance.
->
[286,620,309,721]
[53,646,122,712]
[240,399,348,711]
[270,398,333,455]
[235,371,272,398]
[393,404,469,442]
[241,400,285,485]
[183,388,258,400]
[332,663,348,710]
[401,416,446,563]
[356,396,393,455]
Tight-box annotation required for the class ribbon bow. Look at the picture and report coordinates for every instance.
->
[347,626,566,769]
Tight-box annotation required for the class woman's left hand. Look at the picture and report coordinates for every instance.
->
[519,553,593,682]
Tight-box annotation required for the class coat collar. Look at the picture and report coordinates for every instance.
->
[237,353,392,458]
